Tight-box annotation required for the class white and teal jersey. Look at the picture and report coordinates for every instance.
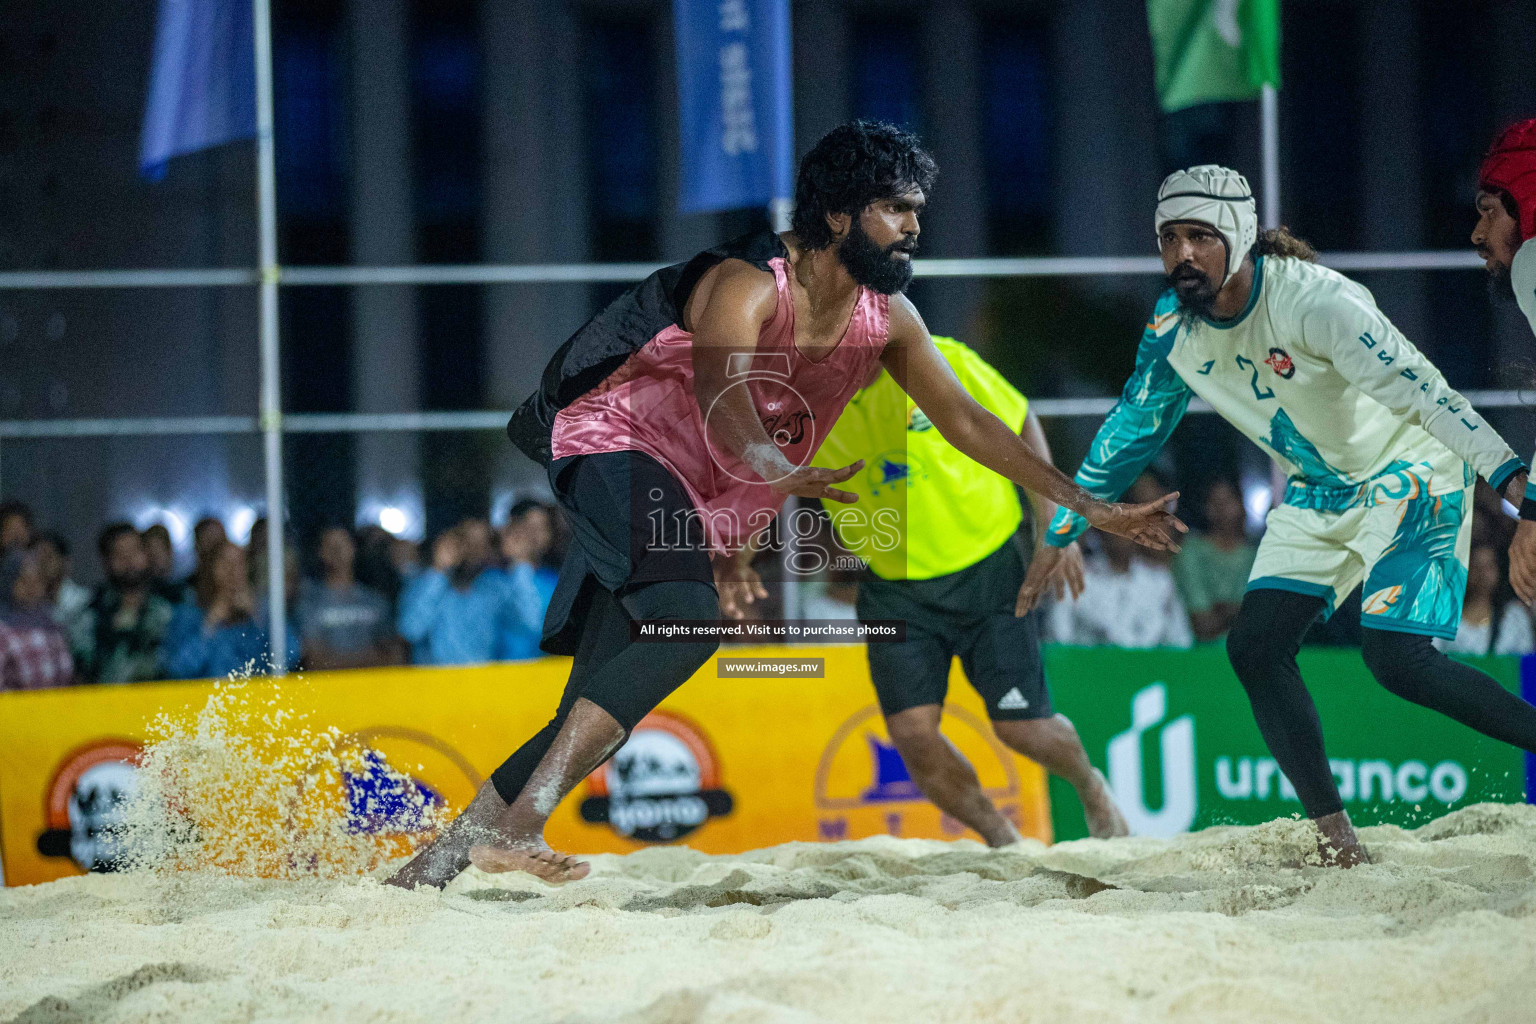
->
[1514,236,1536,339]
[1513,237,1536,507]
[1048,255,1523,546]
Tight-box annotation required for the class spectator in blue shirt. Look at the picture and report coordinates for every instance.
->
[496,500,558,660]
[398,519,543,665]
[165,540,295,679]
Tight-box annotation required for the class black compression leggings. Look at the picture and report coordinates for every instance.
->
[489,579,720,803]
[1227,588,1536,819]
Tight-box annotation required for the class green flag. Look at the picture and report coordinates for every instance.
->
[1147,0,1281,113]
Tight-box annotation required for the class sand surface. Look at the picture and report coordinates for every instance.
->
[5,804,1536,1024]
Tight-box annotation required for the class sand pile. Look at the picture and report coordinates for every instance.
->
[4,804,1536,1023]
[5,677,1533,1022]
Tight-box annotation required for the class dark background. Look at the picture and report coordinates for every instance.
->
[2,0,1535,576]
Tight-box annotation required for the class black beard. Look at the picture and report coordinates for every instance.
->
[1168,265,1219,318]
[1487,261,1516,302]
[838,219,915,295]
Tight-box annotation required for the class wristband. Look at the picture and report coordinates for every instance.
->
[1490,457,1527,495]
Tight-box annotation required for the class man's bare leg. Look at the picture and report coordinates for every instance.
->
[385,699,624,889]
[993,714,1129,839]
[466,697,626,883]
[1313,809,1370,867]
[885,705,1022,847]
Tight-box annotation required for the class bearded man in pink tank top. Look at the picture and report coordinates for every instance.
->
[387,121,1184,889]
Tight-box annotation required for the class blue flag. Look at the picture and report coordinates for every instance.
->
[674,0,793,214]
[139,0,257,180]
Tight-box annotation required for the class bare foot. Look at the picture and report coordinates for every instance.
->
[983,820,1025,848]
[384,840,470,890]
[384,781,509,890]
[1275,837,1371,870]
[1312,810,1370,868]
[1316,838,1371,868]
[1082,769,1130,839]
[468,843,591,884]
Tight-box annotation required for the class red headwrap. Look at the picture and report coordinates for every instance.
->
[1480,119,1536,242]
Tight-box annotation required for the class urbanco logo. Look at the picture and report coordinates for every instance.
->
[1106,683,1197,837]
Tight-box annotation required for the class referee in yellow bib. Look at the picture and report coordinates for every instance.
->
[813,337,1128,843]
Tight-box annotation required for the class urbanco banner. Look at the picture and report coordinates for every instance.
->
[1044,645,1527,841]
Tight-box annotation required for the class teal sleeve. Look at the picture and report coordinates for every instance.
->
[1045,296,1192,547]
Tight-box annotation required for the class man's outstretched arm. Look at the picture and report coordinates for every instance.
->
[1014,297,1193,610]
[1038,299,1195,552]
[881,295,1185,551]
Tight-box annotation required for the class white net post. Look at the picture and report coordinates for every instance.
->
[254,0,288,673]
[1260,83,1280,230]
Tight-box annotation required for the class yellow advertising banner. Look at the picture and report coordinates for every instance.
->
[0,646,1050,887]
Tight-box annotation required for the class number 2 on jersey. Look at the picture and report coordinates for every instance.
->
[1234,355,1275,401]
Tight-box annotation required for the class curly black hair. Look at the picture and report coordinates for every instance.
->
[1253,226,1318,262]
[791,120,938,250]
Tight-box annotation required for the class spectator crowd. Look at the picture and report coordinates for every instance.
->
[0,497,563,690]
[2,470,1532,691]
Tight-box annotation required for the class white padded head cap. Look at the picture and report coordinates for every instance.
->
[1155,165,1258,284]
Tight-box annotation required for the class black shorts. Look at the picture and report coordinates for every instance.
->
[856,540,1052,721]
[538,450,716,655]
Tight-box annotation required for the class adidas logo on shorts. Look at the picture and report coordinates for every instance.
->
[997,688,1030,711]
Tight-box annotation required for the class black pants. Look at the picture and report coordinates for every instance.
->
[489,450,722,804]
[859,540,1053,721]
[1226,588,1536,818]
[489,578,719,802]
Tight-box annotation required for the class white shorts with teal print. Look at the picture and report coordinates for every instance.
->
[1247,480,1472,640]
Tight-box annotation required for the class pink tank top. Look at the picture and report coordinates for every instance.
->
[550,257,889,555]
